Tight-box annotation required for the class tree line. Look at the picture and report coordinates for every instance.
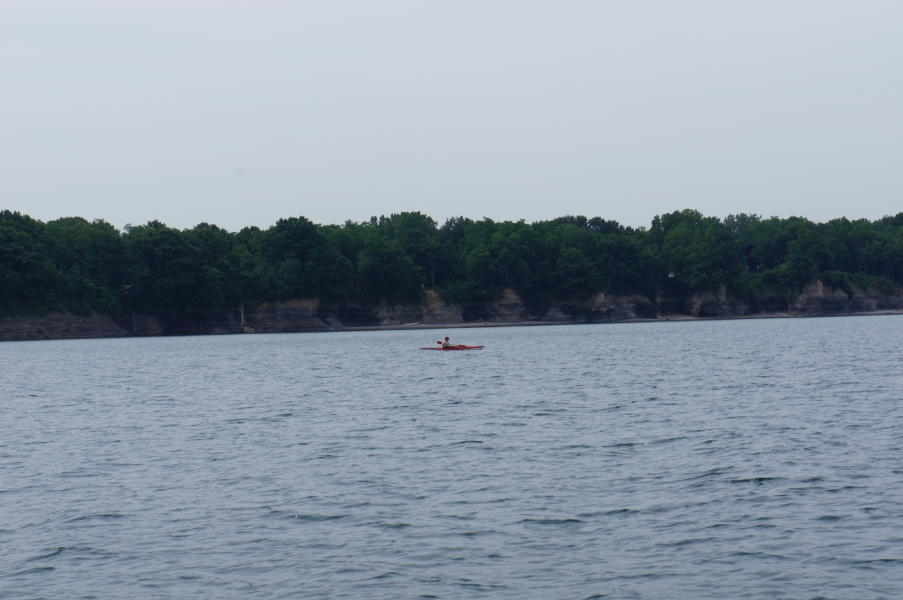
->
[2,208,903,318]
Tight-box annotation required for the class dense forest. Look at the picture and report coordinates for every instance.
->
[2,208,903,318]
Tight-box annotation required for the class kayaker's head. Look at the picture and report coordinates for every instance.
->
[445,336,449,341]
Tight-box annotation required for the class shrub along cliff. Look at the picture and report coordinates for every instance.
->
[2,208,903,338]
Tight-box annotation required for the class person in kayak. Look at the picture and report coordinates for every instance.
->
[439,336,460,348]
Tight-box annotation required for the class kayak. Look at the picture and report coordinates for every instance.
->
[420,345,484,351]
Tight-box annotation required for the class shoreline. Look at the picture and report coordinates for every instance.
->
[4,307,903,343]
[336,308,903,332]
[6,279,903,342]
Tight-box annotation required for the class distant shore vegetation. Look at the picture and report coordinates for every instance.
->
[2,209,903,318]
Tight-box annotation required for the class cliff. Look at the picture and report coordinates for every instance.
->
[789,280,903,315]
[3,282,902,342]
[0,290,462,341]
[0,312,132,341]
[462,289,658,323]
[656,280,903,318]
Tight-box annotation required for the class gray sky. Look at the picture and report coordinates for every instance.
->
[2,1,902,232]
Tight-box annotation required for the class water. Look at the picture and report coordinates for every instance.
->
[3,317,903,599]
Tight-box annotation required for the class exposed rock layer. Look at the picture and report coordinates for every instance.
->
[0,312,131,341]
[4,282,903,341]
[789,280,903,315]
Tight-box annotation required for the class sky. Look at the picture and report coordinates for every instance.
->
[2,1,902,232]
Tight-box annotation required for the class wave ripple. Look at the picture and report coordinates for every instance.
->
[3,317,903,598]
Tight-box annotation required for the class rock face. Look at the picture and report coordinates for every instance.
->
[756,294,790,314]
[463,289,528,323]
[0,291,465,341]
[657,280,903,318]
[3,281,903,341]
[591,294,660,321]
[0,312,131,341]
[373,290,464,326]
[244,298,331,333]
[464,289,658,323]
[660,288,750,318]
[790,280,903,315]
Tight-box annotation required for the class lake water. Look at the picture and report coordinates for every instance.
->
[3,317,903,599]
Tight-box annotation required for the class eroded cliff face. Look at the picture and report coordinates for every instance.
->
[0,312,130,341]
[463,289,528,323]
[659,280,903,318]
[130,291,465,336]
[790,280,903,316]
[3,282,902,341]
[241,298,329,333]
[374,290,464,326]
[0,291,465,341]
[463,289,659,323]
[659,288,750,318]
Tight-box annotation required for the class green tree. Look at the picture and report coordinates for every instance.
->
[653,210,746,292]
[776,227,834,290]
[124,221,225,313]
[44,217,125,314]
[357,233,422,305]
[0,211,62,316]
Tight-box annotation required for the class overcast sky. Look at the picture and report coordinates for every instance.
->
[2,1,902,232]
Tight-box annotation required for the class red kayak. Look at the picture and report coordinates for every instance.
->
[420,345,484,351]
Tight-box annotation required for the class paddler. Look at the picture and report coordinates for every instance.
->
[439,336,459,348]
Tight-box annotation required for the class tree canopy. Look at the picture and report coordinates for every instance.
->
[2,208,902,317]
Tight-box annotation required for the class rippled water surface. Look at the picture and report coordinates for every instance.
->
[3,317,903,599]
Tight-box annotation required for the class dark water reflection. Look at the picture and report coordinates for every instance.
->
[3,317,903,598]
